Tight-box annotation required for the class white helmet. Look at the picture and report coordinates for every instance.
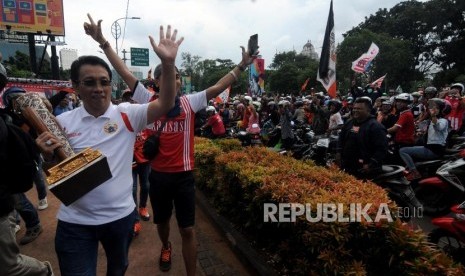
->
[278,100,290,107]
[244,96,252,102]
[450,83,464,94]
[206,106,216,113]
[395,93,413,103]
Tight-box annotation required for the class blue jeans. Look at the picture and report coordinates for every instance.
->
[55,210,136,276]
[132,163,150,221]
[34,157,47,200]
[14,193,40,229]
[399,146,439,170]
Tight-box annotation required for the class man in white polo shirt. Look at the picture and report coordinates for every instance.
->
[35,14,183,276]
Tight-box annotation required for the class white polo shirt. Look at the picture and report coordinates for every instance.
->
[56,84,149,225]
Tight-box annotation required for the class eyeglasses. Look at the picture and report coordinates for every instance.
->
[78,79,112,88]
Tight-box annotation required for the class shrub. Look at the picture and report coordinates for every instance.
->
[194,139,464,275]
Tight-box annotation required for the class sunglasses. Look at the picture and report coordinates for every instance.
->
[78,79,112,88]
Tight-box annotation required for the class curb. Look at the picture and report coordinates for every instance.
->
[196,190,278,276]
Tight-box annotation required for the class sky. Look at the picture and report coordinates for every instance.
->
[59,0,423,76]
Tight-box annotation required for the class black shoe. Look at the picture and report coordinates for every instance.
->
[20,224,43,245]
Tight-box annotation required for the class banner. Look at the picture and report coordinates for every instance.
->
[351,42,379,73]
[316,0,337,98]
[371,74,387,89]
[0,0,65,36]
[215,86,230,104]
[248,57,265,97]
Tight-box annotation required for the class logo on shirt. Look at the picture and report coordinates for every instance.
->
[103,121,118,134]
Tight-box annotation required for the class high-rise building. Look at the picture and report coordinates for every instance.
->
[59,48,78,70]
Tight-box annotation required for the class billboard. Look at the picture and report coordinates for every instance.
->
[0,0,65,35]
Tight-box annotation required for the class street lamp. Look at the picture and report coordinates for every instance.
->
[111,16,141,56]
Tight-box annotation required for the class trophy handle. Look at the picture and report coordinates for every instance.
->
[21,107,70,161]
[14,93,75,161]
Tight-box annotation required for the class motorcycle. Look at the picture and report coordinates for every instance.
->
[414,149,465,216]
[301,133,339,167]
[428,202,465,265]
[371,165,423,221]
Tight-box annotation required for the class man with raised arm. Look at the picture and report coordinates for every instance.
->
[34,14,183,276]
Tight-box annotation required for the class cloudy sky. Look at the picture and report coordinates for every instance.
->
[60,0,424,75]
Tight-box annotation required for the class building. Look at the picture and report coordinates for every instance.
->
[301,40,319,60]
[59,48,78,70]
[0,41,50,62]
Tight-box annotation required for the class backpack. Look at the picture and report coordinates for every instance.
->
[0,114,39,194]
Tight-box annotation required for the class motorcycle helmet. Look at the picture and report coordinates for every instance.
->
[294,100,304,108]
[244,95,252,103]
[424,86,437,96]
[346,97,354,104]
[328,99,342,112]
[2,86,26,108]
[394,93,413,103]
[427,98,451,117]
[252,101,261,110]
[206,105,216,113]
[450,83,464,95]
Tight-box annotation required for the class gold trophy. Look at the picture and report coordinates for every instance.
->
[14,93,112,206]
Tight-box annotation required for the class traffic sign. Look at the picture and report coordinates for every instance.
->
[131,48,149,66]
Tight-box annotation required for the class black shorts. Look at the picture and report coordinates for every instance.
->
[149,170,195,228]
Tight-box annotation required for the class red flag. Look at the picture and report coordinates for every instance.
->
[316,0,337,98]
[371,74,387,89]
[300,78,310,92]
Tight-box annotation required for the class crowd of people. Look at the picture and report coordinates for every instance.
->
[197,82,465,181]
[1,11,465,276]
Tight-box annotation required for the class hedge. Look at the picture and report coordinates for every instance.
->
[194,137,464,275]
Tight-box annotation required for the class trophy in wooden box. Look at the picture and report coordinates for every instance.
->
[14,93,112,206]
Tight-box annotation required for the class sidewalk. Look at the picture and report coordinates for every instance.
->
[19,187,255,276]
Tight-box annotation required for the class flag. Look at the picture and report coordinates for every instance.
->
[215,86,230,104]
[300,78,310,92]
[316,0,337,98]
[351,42,379,73]
[371,74,387,89]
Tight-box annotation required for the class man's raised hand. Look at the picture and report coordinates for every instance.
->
[149,25,184,63]
[83,13,105,44]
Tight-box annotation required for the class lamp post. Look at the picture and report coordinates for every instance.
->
[110,16,140,98]
[111,16,141,56]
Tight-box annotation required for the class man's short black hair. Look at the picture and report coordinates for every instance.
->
[153,64,179,79]
[70,56,112,84]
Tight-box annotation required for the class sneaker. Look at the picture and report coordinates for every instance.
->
[406,170,422,181]
[133,221,141,237]
[38,198,48,210]
[159,242,172,272]
[139,207,150,221]
[20,224,43,245]
[14,224,21,234]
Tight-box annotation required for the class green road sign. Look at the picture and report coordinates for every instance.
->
[131,48,149,66]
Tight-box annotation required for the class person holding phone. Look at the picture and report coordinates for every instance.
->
[399,98,449,181]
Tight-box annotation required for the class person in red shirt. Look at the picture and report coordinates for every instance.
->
[201,106,225,138]
[445,83,465,131]
[388,93,416,161]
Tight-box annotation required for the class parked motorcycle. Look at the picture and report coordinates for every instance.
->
[428,202,465,264]
[301,133,339,167]
[371,165,423,221]
[414,149,465,216]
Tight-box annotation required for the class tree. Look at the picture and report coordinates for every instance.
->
[343,0,465,87]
